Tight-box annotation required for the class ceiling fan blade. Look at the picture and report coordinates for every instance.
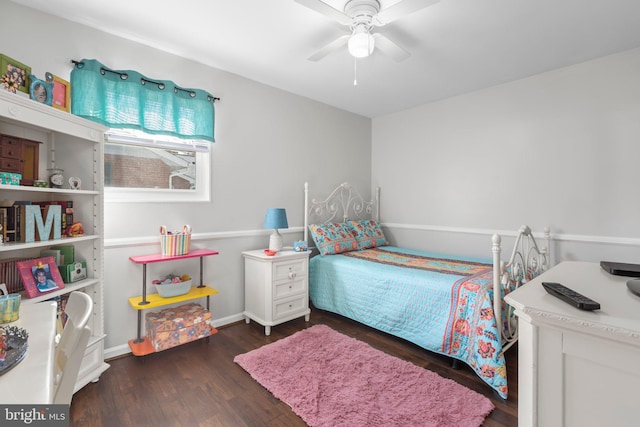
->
[295,0,351,26]
[307,35,350,61]
[373,34,410,62]
[375,0,439,26]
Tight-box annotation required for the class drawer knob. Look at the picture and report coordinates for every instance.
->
[288,271,296,279]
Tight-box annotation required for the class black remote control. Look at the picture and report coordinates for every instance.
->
[542,282,601,311]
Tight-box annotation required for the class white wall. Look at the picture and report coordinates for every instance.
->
[1,3,372,355]
[373,48,640,264]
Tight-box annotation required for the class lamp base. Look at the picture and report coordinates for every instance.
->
[269,229,283,252]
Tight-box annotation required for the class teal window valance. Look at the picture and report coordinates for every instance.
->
[70,59,217,143]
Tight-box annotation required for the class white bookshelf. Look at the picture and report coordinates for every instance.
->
[0,89,109,393]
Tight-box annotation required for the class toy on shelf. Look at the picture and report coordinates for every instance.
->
[64,222,84,237]
[152,274,192,298]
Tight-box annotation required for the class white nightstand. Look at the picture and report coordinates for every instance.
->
[242,249,311,336]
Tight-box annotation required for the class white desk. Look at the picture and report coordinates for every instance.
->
[505,261,640,427]
[0,301,57,404]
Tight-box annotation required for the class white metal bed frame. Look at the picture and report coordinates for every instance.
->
[303,182,550,350]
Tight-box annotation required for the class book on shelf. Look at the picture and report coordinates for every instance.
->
[1,205,21,242]
[0,200,74,243]
[48,293,70,335]
[0,208,7,243]
[0,257,25,294]
[1,203,33,242]
[64,201,73,233]
[58,293,70,334]
[50,245,74,265]
[40,249,62,266]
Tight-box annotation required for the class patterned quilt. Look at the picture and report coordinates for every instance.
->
[309,246,509,399]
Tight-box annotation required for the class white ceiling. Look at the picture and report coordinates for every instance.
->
[11,0,640,117]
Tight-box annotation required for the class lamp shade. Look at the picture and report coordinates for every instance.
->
[264,208,288,252]
[263,208,288,230]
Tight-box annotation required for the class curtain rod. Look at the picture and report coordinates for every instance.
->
[70,60,220,102]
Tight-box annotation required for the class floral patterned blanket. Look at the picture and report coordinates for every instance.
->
[310,246,509,398]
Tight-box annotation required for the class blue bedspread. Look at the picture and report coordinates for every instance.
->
[309,246,509,398]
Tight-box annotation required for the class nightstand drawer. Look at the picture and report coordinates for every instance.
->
[274,278,306,299]
[273,295,307,320]
[272,259,307,281]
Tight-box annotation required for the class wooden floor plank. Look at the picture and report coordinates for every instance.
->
[70,308,518,426]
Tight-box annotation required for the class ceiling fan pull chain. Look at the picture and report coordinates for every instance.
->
[353,57,358,86]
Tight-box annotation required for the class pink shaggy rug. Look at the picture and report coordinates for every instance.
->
[234,324,494,427]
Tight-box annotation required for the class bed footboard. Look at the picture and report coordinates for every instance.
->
[493,225,550,351]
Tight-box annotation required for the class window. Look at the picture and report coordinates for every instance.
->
[104,130,210,203]
[69,59,218,202]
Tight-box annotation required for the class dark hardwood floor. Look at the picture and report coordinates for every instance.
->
[70,308,518,426]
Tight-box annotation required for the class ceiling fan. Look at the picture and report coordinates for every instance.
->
[296,0,439,62]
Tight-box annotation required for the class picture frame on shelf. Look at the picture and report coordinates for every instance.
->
[0,54,31,94]
[28,75,53,106]
[16,256,65,298]
[293,240,308,252]
[51,75,70,112]
[68,176,81,190]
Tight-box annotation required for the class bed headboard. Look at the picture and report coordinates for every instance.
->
[303,182,380,244]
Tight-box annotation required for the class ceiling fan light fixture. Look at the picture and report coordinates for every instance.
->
[348,25,375,58]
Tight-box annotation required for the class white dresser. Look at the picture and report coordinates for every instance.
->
[242,250,311,336]
[505,261,640,427]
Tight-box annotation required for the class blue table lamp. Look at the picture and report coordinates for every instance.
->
[264,208,288,251]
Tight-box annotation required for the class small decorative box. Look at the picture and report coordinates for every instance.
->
[0,172,21,186]
[145,303,213,352]
[33,180,48,188]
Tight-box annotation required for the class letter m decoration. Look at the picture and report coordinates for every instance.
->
[21,204,62,242]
